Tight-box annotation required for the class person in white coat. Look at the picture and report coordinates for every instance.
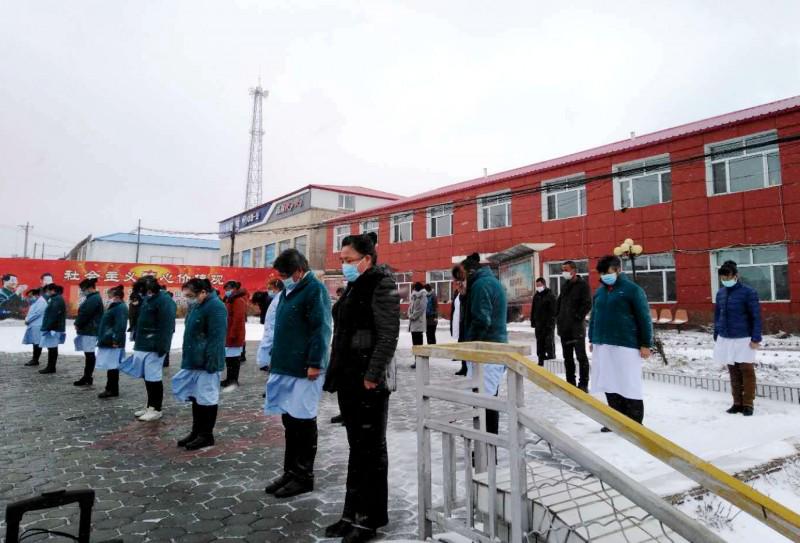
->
[256,278,285,373]
[408,282,427,369]
[22,288,46,366]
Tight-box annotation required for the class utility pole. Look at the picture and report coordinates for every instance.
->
[18,222,32,258]
[33,242,38,260]
[135,219,142,263]
[41,243,45,259]
[244,81,267,211]
[228,225,236,267]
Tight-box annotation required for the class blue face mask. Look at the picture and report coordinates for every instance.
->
[721,278,737,288]
[224,289,233,297]
[600,273,618,286]
[283,277,297,291]
[267,290,276,299]
[186,297,199,310]
[342,260,362,283]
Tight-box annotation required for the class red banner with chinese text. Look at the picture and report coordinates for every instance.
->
[0,258,276,319]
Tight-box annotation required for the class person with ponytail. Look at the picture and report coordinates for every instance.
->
[73,278,104,387]
[172,278,227,450]
[96,285,128,399]
[323,231,400,543]
[221,280,249,391]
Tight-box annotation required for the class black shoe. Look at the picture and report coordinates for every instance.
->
[73,377,93,387]
[324,519,353,538]
[726,404,743,414]
[98,390,119,399]
[742,406,754,416]
[25,359,40,367]
[410,364,416,369]
[600,427,612,433]
[342,525,378,543]
[264,474,293,494]
[185,434,215,451]
[39,366,56,374]
[177,432,198,447]
[454,369,467,376]
[330,414,344,424]
[578,385,588,393]
[220,378,231,388]
[273,478,313,498]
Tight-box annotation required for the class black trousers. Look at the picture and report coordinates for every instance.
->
[190,399,219,437]
[425,323,437,345]
[82,352,96,379]
[534,324,555,366]
[605,393,644,424]
[411,332,424,346]
[145,380,163,411]
[105,369,119,394]
[281,414,318,482]
[338,385,390,529]
[46,347,58,370]
[224,357,241,383]
[32,345,42,362]
[561,337,589,389]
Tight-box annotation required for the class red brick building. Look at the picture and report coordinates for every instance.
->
[324,96,800,328]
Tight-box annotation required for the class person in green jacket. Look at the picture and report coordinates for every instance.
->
[588,255,653,431]
[73,278,104,387]
[120,276,177,422]
[172,278,227,451]
[38,284,66,375]
[96,285,129,399]
[263,249,332,499]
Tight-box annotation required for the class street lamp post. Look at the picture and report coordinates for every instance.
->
[613,238,644,283]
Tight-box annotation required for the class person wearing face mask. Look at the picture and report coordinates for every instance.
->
[713,260,762,416]
[38,284,66,374]
[96,285,129,399]
[530,277,557,367]
[256,277,285,373]
[450,266,468,376]
[170,278,227,450]
[120,276,177,422]
[127,278,147,342]
[22,288,46,366]
[322,232,400,543]
[263,249,332,499]
[73,278,104,387]
[555,260,593,392]
[221,280,249,391]
[407,282,427,369]
[588,255,652,431]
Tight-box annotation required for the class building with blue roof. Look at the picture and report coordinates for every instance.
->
[67,232,220,265]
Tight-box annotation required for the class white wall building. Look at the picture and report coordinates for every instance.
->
[67,233,220,265]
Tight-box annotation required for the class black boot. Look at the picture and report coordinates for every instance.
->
[342,525,378,543]
[222,357,240,389]
[274,416,315,498]
[325,519,354,538]
[455,361,467,376]
[26,346,42,366]
[74,352,95,386]
[98,370,119,398]
[178,400,199,447]
[265,474,293,494]
[186,404,217,451]
[39,348,58,374]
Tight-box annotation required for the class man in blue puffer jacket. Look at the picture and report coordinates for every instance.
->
[713,260,762,416]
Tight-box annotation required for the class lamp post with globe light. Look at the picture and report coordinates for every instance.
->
[613,238,644,283]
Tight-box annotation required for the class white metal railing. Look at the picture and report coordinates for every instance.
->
[413,342,800,543]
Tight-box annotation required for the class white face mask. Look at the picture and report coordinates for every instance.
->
[561,271,573,280]
[535,286,545,293]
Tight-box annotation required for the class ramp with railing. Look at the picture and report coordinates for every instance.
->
[413,342,800,543]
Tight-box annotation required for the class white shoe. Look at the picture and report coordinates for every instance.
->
[138,407,163,421]
[222,383,239,393]
[134,406,148,418]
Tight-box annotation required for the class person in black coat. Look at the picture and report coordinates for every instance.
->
[38,284,66,374]
[531,277,557,366]
[73,278,104,386]
[556,261,592,391]
[323,232,400,543]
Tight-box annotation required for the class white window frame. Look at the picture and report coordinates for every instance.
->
[613,155,672,210]
[393,272,413,303]
[710,244,789,302]
[360,218,379,236]
[294,235,308,255]
[622,252,676,303]
[264,243,276,267]
[252,246,263,268]
[705,130,781,196]
[427,204,453,238]
[278,239,291,254]
[477,190,512,231]
[390,212,413,243]
[221,255,229,266]
[241,249,252,268]
[426,270,452,303]
[338,193,356,210]
[541,174,587,221]
[544,260,589,296]
[333,225,351,253]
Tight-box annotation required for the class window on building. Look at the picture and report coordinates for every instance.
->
[221,255,229,266]
[294,235,308,256]
[390,213,413,243]
[233,252,240,267]
[278,239,291,253]
[712,245,788,301]
[621,253,676,302]
[707,131,781,195]
[545,260,589,296]
[241,249,252,268]
[478,192,511,230]
[614,155,672,209]
[427,204,453,238]
[393,272,413,303]
[338,193,356,210]
[360,219,379,236]
[333,225,351,252]
[543,175,586,220]
[264,243,276,267]
[427,270,452,303]
[252,246,263,268]
[149,256,184,264]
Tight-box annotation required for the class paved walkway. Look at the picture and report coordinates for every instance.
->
[0,342,454,542]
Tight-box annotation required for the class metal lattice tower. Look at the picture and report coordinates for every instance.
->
[244,83,268,210]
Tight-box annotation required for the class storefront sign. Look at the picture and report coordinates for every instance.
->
[268,191,310,222]
[499,257,534,302]
[219,202,271,236]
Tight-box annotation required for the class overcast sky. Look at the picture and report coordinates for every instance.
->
[1,0,799,258]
